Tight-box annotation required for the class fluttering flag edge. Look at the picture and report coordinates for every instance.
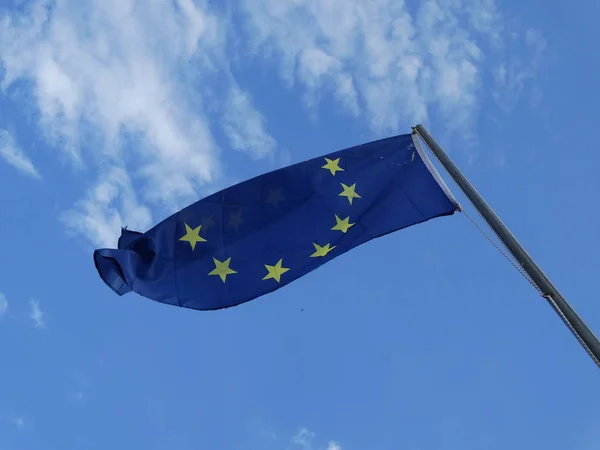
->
[93,248,132,296]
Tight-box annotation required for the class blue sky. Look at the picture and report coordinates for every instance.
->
[1,0,600,449]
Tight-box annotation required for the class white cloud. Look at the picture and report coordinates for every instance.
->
[29,299,44,328]
[61,165,152,247]
[0,0,277,245]
[0,0,222,203]
[0,129,40,179]
[293,428,316,449]
[241,0,424,132]
[492,28,547,112]
[239,0,542,135]
[296,48,359,113]
[290,428,341,450]
[0,292,7,317]
[465,0,503,45]
[222,83,277,159]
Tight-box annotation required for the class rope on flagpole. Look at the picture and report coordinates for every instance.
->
[461,208,541,293]
[463,204,600,368]
[413,126,600,369]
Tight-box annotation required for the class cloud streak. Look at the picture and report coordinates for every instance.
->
[61,166,153,247]
[239,0,543,136]
[291,428,342,450]
[293,428,316,449]
[492,28,547,112]
[0,129,40,179]
[222,83,277,159]
[239,0,483,132]
[29,299,44,328]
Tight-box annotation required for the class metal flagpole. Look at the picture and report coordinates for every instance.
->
[413,124,600,369]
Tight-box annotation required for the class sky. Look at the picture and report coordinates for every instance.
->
[1,0,600,449]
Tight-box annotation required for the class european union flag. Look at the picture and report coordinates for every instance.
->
[94,133,458,311]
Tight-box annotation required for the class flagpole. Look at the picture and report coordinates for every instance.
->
[413,124,600,368]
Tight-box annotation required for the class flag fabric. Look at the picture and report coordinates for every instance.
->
[94,132,459,311]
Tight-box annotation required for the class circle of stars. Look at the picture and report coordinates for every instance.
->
[177,154,361,285]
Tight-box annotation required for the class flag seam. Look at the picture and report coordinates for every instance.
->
[411,132,459,208]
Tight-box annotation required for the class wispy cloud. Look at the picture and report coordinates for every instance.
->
[0,129,40,179]
[492,28,547,112]
[291,428,341,450]
[0,0,277,246]
[293,428,316,449]
[61,166,153,247]
[29,299,44,328]
[239,0,542,136]
[0,292,7,318]
[0,0,223,203]
[465,0,503,46]
[222,82,277,159]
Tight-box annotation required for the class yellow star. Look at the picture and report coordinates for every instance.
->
[310,242,336,257]
[227,210,245,231]
[178,223,207,250]
[331,215,355,233]
[208,257,237,283]
[322,157,344,176]
[339,183,361,205]
[263,258,290,283]
[266,188,285,207]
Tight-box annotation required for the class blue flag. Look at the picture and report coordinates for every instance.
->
[94,133,458,311]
